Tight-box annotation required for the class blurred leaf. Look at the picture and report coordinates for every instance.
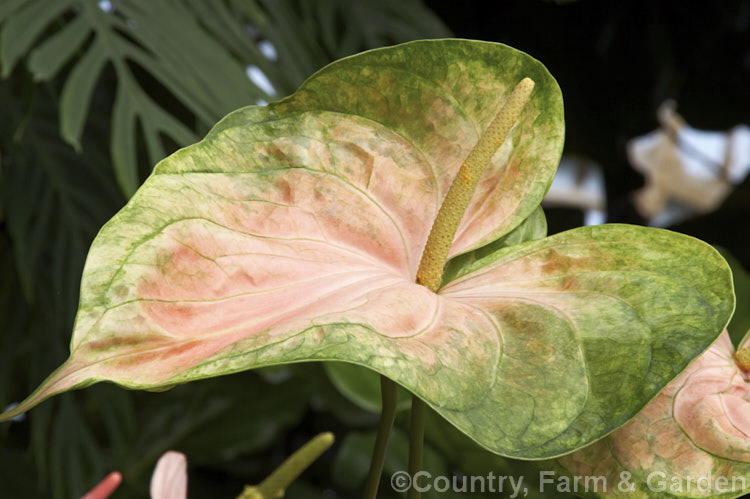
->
[284,481,337,498]
[88,385,138,466]
[1,0,255,195]
[0,446,47,499]
[423,409,571,499]
[331,432,374,491]
[717,247,750,346]
[0,0,27,24]
[0,235,23,410]
[239,0,452,93]
[324,362,411,413]
[297,364,381,428]
[27,14,91,81]
[49,395,104,498]
[176,375,308,464]
[0,0,73,76]
[0,146,4,224]
[118,372,307,492]
[332,428,448,498]
[319,0,452,59]
[0,0,451,196]
[0,77,129,499]
[0,86,121,317]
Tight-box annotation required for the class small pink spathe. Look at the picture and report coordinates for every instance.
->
[150,451,188,499]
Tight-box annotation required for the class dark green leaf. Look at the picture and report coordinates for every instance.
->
[0,0,74,76]
[28,14,91,81]
[59,40,107,151]
[324,362,411,413]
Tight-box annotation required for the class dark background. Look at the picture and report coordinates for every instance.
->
[428,0,750,263]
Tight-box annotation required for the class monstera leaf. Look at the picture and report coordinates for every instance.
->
[548,330,750,498]
[0,40,734,459]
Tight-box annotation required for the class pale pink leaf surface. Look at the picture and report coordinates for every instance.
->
[150,451,188,499]
[0,40,733,459]
[551,331,750,498]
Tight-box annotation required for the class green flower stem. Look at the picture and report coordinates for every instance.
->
[362,376,398,499]
[415,77,535,292]
[407,396,426,499]
[237,432,334,499]
[406,77,535,498]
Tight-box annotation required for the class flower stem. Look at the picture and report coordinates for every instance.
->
[415,77,535,292]
[406,77,535,499]
[362,376,398,499]
[237,432,334,499]
[407,397,426,499]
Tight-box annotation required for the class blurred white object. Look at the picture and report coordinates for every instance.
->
[629,101,750,227]
[258,40,278,61]
[150,451,188,499]
[98,0,114,13]
[246,65,277,96]
[543,155,607,226]
[2,403,25,422]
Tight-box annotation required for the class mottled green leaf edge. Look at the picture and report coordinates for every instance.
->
[435,225,733,458]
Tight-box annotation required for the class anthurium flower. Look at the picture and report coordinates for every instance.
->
[150,451,188,499]
[82,471,122,499]
[548,330,750,498]
[0,40,733,459]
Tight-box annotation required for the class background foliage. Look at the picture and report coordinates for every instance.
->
[0,0,748,498]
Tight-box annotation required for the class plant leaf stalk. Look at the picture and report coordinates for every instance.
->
[362,376,398,498]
